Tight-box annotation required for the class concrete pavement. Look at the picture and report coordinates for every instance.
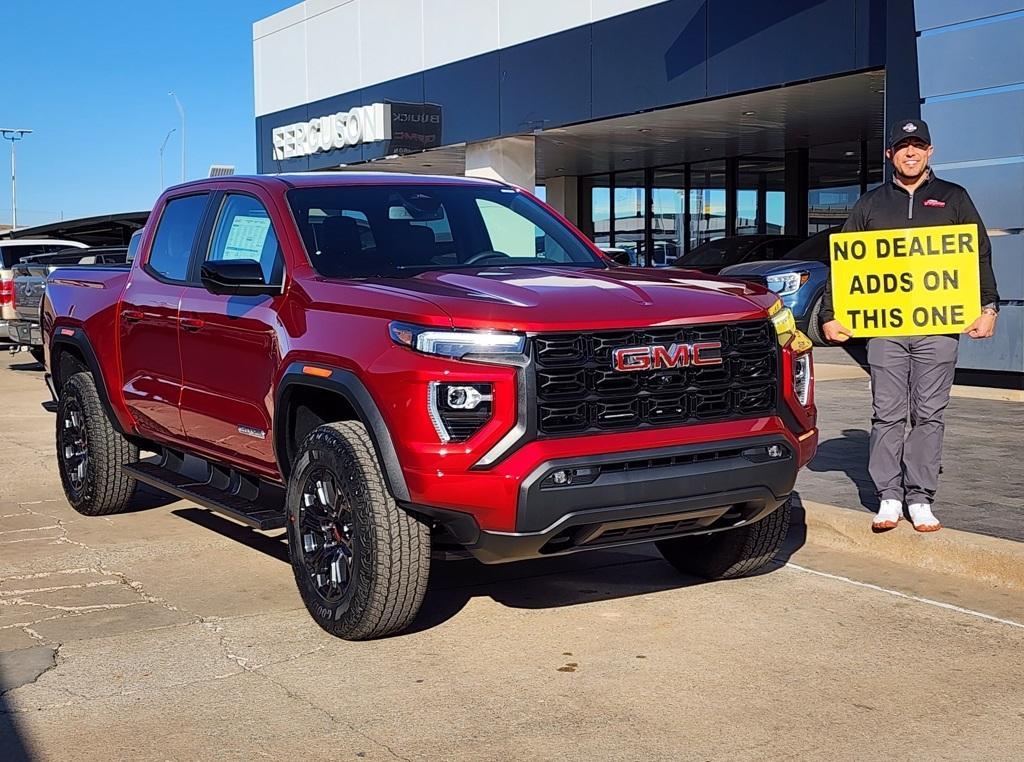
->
[2,354,1023,761]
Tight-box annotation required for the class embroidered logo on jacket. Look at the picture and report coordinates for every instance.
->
[923,199,946,207]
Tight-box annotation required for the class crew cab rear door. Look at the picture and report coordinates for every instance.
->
[177,189,285,476]
[119,192,211,440]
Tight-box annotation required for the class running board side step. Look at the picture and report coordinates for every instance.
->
[123,457,287,531]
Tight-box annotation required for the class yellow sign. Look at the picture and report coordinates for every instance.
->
[829,224,982,337]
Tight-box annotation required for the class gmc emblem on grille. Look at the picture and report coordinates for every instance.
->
[612,342,724,372]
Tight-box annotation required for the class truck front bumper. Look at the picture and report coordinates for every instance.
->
[413,433,802,564]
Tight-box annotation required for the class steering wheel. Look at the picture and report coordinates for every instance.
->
[463,250,512,266]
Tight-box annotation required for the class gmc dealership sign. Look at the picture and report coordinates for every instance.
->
[272,103,392,160]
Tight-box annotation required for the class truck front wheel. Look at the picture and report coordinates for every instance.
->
[286,421,431,640]
[56,372,138,516]
[656,499,792,579]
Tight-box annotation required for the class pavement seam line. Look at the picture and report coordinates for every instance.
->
[785,562,1024,629]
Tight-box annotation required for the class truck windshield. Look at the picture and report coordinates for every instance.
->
[286,184,604,278]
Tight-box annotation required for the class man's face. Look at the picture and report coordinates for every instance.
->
[886,138,933,180]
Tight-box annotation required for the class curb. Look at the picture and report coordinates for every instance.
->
[814,362,1024,402]
[800,499,1024,591]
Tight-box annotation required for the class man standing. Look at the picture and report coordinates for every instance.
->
[820,118,1000,533]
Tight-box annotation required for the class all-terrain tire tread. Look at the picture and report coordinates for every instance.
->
[57,372,138,516]
[289,421,429,640]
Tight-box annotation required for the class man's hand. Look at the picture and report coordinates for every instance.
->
[823,320,853,344]
[964,312,997,339]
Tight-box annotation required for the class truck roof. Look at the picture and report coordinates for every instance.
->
[162,172,509,193]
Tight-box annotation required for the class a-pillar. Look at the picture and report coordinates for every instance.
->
[544,176,579,227]
[465,136,536,189]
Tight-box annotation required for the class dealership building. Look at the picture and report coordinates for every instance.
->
[253,0,1023,384]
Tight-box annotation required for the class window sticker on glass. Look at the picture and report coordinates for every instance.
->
[223,215,272,260]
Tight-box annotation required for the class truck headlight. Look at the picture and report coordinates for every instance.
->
[765,272,808,296]
[427,382,493,442]
[793,353,812,407]
[390,322,525,360]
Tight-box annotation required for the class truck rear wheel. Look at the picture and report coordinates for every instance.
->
[656,499,791,579]
[286,421,430,640]
[56,372,138,516]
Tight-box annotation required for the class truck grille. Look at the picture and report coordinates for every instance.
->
[533,320,777,436]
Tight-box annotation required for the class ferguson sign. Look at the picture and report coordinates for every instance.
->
[272,103,392,160]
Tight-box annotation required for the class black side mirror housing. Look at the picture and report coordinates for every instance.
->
[200,260,280,296]
[609,250,632,266]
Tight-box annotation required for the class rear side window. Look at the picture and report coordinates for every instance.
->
[206,194,283,285]
[1,244,66,269]
[147,194,209,281]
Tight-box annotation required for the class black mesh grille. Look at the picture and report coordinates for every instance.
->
[533,320,777,436]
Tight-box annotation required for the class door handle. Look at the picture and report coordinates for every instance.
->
[123,309,144,323]
[180,317,205,332]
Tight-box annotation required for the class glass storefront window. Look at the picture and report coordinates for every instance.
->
[807,140,882,233]
[689,160,726,249]
[652,167,685,266]
[586,174,612,249]
[737,154,786,235]
[613,170,645,265]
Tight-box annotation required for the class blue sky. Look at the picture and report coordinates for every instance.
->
[0,0,295,227]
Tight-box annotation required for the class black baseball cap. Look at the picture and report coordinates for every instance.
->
[888,118,931,149]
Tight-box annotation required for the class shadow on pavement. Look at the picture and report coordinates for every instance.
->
[167,500,804,637]
[807,428,876,510]
[171,508,289,563]
[6,361,42,373]
[0,692,33,762]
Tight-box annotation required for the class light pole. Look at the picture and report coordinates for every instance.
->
[168,92,186,183]
[159,128,176,189]
[0,128,32,230]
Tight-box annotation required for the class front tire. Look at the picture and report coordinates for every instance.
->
[656,499,791,579]
[56,372,138,516]
[286,421,430,640]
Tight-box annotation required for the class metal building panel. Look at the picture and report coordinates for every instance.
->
[918,15,1024,97]
[923,90,1024,164]
[915,0,1024,31]
[306,2,361,104]
[359,0,424,91]
[423,0,500,70]
[253,23,308,117]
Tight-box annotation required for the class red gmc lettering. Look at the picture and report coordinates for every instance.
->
[691,342,724,366]
[651,343,690,369]
[612,347,652,372]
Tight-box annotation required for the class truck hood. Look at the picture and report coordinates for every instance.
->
[361,265,777,332]
[720,260,828,278]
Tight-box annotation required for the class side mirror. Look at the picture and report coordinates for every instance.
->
[200,259,279,296]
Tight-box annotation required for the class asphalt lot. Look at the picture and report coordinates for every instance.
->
[2,353,1023,761]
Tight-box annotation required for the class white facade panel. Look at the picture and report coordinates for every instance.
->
[253,0,673,115]
[359,0,424,88]
[423,0,500,70]
[306,1,361,104]
[591,0,671,21]
[253,23,308,117]
[498,0,590,48]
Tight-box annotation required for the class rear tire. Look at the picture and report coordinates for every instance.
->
[56,372,138,516]
[806,297,827,346]
[656,499,791,579]
[286,421,430,640]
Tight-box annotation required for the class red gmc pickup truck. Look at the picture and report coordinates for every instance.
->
[43,173,817,640]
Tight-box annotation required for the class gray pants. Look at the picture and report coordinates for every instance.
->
[866,335,959,505]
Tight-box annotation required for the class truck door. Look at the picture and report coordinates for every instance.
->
[177,191,284,476]
[119,193,210,441]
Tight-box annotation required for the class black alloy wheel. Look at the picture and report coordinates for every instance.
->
[296,468,356,604]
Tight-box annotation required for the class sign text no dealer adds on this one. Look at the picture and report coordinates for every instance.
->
[829,224,982,338]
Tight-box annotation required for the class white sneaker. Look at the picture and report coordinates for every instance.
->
[908,503,941,532]
[872,499,903,531]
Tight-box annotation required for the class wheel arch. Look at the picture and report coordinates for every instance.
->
[50,330,127,436]
[274,364,411,502]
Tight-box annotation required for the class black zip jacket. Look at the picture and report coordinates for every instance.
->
[820,170,1000,324]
